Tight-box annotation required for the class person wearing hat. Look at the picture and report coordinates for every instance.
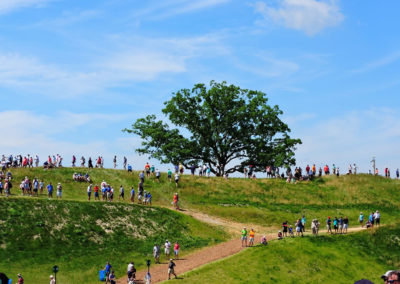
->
[381,270,393,283]
[165,240,171,258]
[168,259,177,280]
[375,210,381,226]
[277,230,283,240]
[387,271,400,283]
[49,275,55,284]
[17,273,24,284]
[241,227,248,247]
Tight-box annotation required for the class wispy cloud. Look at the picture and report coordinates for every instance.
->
[133,0,229,21]
[350,50,400,74]
[253,0,344,36]
[0,0,51,14]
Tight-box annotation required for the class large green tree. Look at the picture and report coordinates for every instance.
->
[124,81,301,176]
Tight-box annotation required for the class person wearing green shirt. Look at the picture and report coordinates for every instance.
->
[241,227,248,247]
[168,169,172,182]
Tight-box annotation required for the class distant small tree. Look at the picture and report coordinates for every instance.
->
[124,81,301,176]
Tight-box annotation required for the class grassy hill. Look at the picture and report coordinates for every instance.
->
[5,167,400,230]
[1,167,400,283]
[0,198,227,284]
[176,224,400,284]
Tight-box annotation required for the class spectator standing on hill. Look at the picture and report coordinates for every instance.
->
[396,168,399,179]
[130,187,135,203]
[206,167,211,178]
[241,227,248,247]
[127,164,132,172]
[72,155,76,167]
[174,173,180,187]
[318,167,322,177]
[87,184,92,201]
[113,156,117,169]
[34,155,39,167]
[104,262,112,284]
[311,219,320,236]
[326,217,332,234]
[295,219,303,237]
[33,178,39,197]
[94,184,100,200]
[289,225,294,237]
[123,156,127,170]
[147,192,152,205]
[47,182,53,199]
[174,241,180,259]
[359,212,364,227]
[339,216,344,234]
[173,193,179,210]
[56,183,62,200]
[301,215,306,232]
[153,244,160,263]
[139,171,145,183]
[39,180,44,194]
[168,169,172,182]
[249,228,255,246]
[119,185,124,201]
[343,216,349,233]
[369,212,375,227]
[374,210,381,226]
[168,259,177,280]
[156,169,161,182]
[88,157,93,169]
[179,163,184,174]
[282,221,288,237]
[145,163,151,177]
[333,217,338,234]
[80,156,85,167]
[151,165,155,176]
[190,164,196,176]
[49,275,55,284]
[165,240,171,258]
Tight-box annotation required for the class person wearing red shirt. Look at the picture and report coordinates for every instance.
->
[174,242,180,259]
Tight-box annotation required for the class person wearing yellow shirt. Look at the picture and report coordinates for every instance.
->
[249,229,255,246]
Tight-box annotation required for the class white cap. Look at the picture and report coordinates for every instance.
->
[381,271,393,279]
[50,275,54,278]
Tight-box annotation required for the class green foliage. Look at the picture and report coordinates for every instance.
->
[178,224,400,284]
[124,81,302,176]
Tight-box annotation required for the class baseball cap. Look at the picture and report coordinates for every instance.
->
[381,270,393,279]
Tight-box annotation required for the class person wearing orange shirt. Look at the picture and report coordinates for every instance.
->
[249,229,255,246]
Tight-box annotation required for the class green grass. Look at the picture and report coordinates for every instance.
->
[0,198,228,284]
[176,224,400,284]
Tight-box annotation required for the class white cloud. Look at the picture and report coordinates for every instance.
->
[254,0,344,36]
[0,0,50,14]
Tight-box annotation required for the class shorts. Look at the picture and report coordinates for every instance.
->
[88,192,91,197]
[168,175,172,178]
[95,192,99,197]
[168,268,174,274]
[339,224,344,229]
[249,237,254,242]
[296,227,301,232]
[241,236,247,240]
[174,249,179,255]
[165,248,170,254]
[33,188,38,192]
[283,227,287,233]
[344,224,348,229]
[57,191,62,197]
[327,225,331,230]
[371,219,375,225]
[334,225,338,229]
[375,218,380,224]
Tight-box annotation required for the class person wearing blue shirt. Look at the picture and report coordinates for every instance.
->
[147,192,152,205]
[127,164,132,172]
[130,187,135,203]
[47,182,53,199]
[104,262,112,283]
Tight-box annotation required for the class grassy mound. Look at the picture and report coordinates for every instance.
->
[178,224,400,283]
[0,198,227,284]
[4,167,400,230]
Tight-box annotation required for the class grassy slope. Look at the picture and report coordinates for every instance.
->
[6,168,400,230]
[0,199,227,284]
[177,224,400,284]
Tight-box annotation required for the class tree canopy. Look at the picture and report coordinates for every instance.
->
[124,81,301,176]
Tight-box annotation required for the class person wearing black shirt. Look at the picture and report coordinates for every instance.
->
[168,259,177,280]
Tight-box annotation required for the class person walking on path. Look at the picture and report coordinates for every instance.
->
[282,221,288,237]
[359,212,364,228]
[173,193,179,210]
[343,216,349,233]
[168,259,178,280]
[374,210,381,226]
[326,217,332,234]
[241,227,248,247]
[249,228,255,246]
[153,244,160,263]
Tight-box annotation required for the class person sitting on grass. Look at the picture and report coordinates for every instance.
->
[278,231,283,240]
[260,235,268,245]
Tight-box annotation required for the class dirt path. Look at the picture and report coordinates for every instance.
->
[116,209,368,284]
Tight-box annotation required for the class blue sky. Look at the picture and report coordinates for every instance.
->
[0,0,399,174]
